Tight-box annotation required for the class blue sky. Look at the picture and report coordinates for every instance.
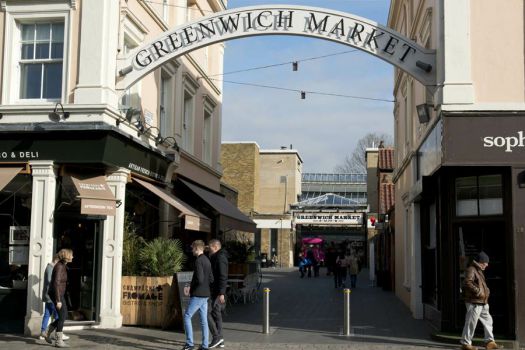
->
[221,0,394,173]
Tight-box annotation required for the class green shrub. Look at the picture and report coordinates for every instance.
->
[122,215,145,276]
[224,240,253,263]
[139,238,187,277]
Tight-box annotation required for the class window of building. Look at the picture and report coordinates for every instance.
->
[182,91,194,153]
[203,106,213,165]
[181,74,199,154]
[19,22,64,100]
[455,175,503,217]
[160,72,172,137]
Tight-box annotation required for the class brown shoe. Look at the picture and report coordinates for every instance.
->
[485,341,502,349]
[461,344,476,350]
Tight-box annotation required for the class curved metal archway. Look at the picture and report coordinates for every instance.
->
[117,5,436,90]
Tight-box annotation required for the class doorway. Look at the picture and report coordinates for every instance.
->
[54,216,101,322]
[454,221,511,336]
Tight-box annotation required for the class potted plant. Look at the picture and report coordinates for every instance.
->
[224,240,253,276]
[121,215,187,328]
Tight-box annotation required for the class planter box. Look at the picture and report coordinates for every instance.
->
[121,276,179,328]
[228,263,248,276]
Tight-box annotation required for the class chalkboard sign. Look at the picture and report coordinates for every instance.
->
[175,271,193,315]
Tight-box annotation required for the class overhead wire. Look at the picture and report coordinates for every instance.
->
[141,0,393,102]
[209,78,394,102]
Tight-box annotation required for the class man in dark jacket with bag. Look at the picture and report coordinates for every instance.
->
[207,239,228,348]
[460,252,501,350]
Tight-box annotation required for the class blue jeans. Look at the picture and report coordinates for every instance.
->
[184,296,209,347]
[41,302,59,331]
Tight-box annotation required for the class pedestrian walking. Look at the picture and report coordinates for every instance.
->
[306,249,317,278]
[207,239,228,349]
[460,251,501,350]
[335,251,347,288]
[44,248,73,348]
[298,253,310,278]
[40,254,59,339]
[182,240,214,350]
[348,251,360,289]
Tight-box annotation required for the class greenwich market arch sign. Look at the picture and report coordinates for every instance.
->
[117,5,436,90]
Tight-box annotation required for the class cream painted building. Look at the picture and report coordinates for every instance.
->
[221,142,303,267]
[0,0,253,336]
[389,0,525,344]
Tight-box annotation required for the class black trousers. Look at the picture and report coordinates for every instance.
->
[50,295,68,332]
[208,296,224,340]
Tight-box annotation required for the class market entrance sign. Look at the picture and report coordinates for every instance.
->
[117,5,436,89]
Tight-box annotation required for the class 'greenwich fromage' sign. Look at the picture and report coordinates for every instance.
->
[118,5,435,89]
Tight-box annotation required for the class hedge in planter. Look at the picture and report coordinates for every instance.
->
[121,237,186,328]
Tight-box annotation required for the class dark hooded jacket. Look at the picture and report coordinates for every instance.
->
[209,248,228,298]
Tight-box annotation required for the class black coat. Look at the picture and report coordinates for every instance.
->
[190,254,214,297]
[210,249,228,297]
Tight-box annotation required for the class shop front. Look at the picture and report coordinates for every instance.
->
[0,126,174,334]
[292,208,368,266]
[418,115,524,339]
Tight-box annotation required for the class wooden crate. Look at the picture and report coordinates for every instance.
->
[121,276,178,328]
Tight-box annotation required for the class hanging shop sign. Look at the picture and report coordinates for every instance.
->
[294,212,363,225]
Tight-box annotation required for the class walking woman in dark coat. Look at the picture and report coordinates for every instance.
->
[44,248,73,348]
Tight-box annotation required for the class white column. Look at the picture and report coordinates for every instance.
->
[74,0,120,106]
[25,161,58,336]
[98,168,129,328]
[410,202,423,319]
[438,0,474,105]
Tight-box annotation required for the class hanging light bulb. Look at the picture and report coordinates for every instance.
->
[292,61,298,71]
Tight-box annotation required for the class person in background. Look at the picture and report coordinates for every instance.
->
[45,249,73,348]
[335,251,348,288]
[298,253,310,278]
[305,248,317,278]
[348,251,360,289]
[207,239,228,349]
[182,240,214,350]
[39,254,69,341]
[460,252,501,350]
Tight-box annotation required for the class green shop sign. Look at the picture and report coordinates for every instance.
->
[0,131,171,181]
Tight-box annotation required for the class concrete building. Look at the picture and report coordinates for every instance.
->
[0,0,255,335]
[389,0,525,344]
[220,142,303,267]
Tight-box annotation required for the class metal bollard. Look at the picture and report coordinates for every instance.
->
[343,288,351,336]
[262,288,271,334]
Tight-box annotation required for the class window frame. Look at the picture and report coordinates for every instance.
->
[202,96,216,166]
[181,73,199,154]
[3,9,71,105]
[159,61,177,138]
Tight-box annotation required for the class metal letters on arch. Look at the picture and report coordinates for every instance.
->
[117,5,436,90]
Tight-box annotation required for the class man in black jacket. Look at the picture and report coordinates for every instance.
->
[182,240,214,350]
[207,239,228,348]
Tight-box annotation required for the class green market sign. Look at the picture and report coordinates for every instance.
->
[117,5,436,90]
